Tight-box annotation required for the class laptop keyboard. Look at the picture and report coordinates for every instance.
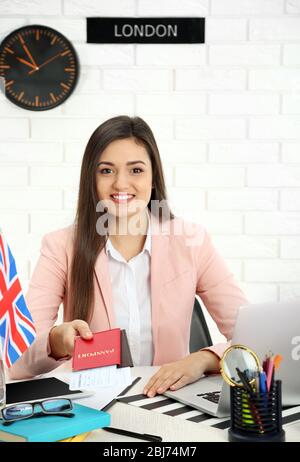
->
[197,391,221,404]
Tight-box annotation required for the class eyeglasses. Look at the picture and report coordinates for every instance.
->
[1,398,74,424]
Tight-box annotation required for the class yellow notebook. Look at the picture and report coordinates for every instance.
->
[60,432,91,442]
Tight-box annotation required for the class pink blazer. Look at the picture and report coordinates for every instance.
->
[9,215,247,379]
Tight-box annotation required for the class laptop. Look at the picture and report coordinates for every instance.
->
[164,302,300,417]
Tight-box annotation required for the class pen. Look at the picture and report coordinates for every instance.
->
[101,377,142,412]
[118,377,142,397]
[263,355,269,374]
[103,427,162,442]
[273,354,283,371]
[254,371,260,393]
[236,368,264,433]
[235,368,254,396]
[266,358,274,392]
[259,371,267,394]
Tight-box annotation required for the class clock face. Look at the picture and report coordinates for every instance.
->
[0,25,79,111]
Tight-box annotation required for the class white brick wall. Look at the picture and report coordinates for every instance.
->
[103,69,171,91]
[176,69,247,90]
[209,142,279,163]
[206,19,247,41]
[250,19,300,40]
[0,0,62,16]
[281,191,300,210]
[138,0,209,16]
[136,45,206,66]
[137,93,206,115]
[282,143,300,162]
[208,189,278,211]
[1,0,300,345]
[245,260,300,282]
[176,117,246,140]
[211,0,284,15]
[175,166,245,188]
[209,44,281,66]
[64,0,135,16]
[209,94,280,115]
[249,70,300,90]
[284,44,300,64]
[281,237,300,258]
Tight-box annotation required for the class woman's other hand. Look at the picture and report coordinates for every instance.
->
[143,350,220,397]
[49,320,93,360]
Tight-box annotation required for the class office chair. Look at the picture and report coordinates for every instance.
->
[189,297,213,353]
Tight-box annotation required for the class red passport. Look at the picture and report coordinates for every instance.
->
[72,328,121,371]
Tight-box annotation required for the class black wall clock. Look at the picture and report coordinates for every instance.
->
[0,25,79,111]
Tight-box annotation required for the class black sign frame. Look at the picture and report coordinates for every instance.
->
[87,17,205,44]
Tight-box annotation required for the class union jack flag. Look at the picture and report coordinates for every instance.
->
[0,232,36,368]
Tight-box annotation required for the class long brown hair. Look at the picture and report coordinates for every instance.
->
[70,115,174,321]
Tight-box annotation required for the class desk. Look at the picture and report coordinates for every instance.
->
[52,365,300,442]
[86,367,227,443]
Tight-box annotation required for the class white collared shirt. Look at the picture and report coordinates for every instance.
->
[105,223,153,366]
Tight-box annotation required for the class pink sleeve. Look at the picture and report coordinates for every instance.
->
[195,228,248,360]
[8,232,69,379]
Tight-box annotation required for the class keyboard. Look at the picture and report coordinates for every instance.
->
[197,391,221,404]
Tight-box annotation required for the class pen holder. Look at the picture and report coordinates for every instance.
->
[228,380,285,442]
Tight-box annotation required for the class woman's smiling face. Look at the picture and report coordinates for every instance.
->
[96,137,153,220]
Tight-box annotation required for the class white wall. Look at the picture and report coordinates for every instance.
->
[1,0,300,342]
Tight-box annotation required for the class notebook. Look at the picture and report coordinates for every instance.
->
[6,377,92,405]
[0,403,110,442]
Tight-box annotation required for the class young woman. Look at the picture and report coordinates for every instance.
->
[10,116,247,397]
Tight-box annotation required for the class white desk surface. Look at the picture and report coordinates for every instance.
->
[83,366,227,442]
[52,365,300,443]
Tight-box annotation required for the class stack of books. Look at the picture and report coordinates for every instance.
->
[0,403,110,442]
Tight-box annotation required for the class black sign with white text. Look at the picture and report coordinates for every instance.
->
[87,17,205,44]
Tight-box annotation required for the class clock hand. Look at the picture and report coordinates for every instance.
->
[18,33,39,68]
[16,56,38,70]
[28,51,64,75]
[22,44,39,68]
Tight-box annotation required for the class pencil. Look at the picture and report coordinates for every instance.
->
[59,432,91,442]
